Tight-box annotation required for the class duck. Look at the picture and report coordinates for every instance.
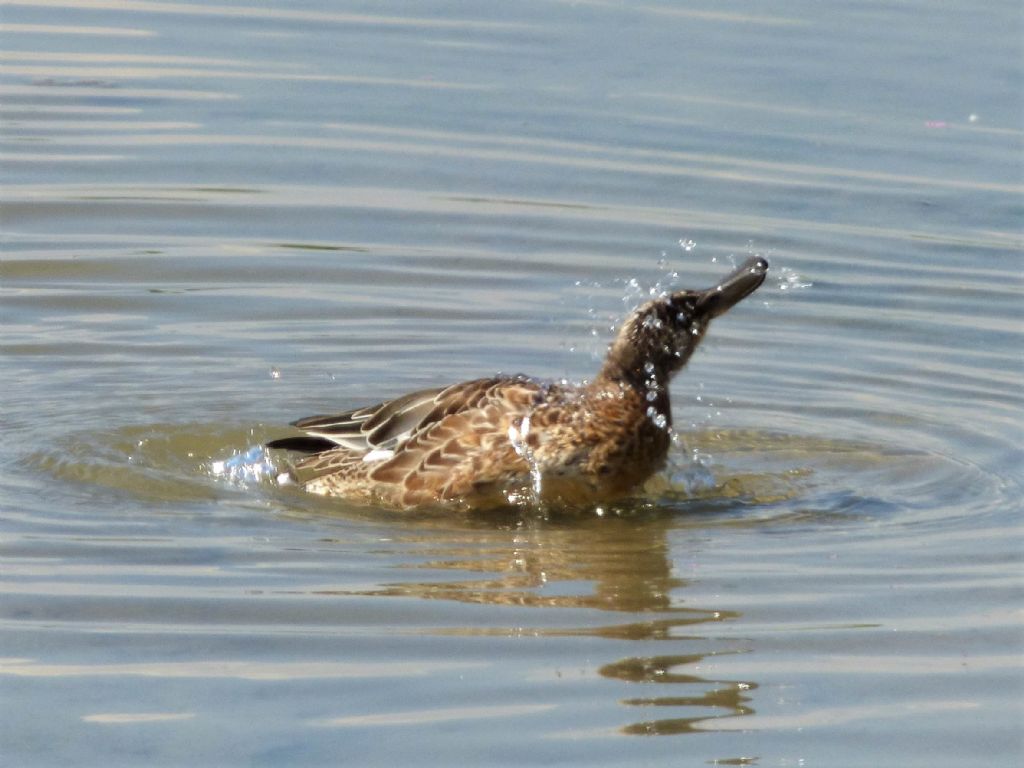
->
[267,257,768,510]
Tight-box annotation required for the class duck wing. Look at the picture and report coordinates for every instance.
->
[267,376,541,456]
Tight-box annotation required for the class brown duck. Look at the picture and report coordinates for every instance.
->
[267,257,768,510]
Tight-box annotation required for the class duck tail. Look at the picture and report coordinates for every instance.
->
[265,436,338,454]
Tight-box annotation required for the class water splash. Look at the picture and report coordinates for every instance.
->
[775,266,813,291]
[665,434,717,494]
[507,414,543,504]
[646,407,669,431]
[570,239,763,435]
[210,445,278,485]
[641,360,671,431]
[572,244,699,364]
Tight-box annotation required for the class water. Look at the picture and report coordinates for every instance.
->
[2,1,1022,765]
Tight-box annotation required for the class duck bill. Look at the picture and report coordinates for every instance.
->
[694,257,768,319]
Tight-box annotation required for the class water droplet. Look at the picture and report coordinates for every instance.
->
[507,416,543,500]
[775,267,812,291]
[642,314,663,330]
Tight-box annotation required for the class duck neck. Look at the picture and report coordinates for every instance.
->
[595,359,674,429]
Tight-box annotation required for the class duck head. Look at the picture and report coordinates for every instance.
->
[599,257,768,386]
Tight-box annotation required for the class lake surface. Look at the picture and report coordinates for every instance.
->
[1,1,1022,765]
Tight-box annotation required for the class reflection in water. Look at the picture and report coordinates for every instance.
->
[327,512,756,735]
[603,654,756,736]
[26,411,1008,739]
[29,415,1004,738]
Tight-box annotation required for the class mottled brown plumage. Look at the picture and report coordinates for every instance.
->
[268,257,768,510]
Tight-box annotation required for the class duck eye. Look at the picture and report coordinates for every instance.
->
[670,302,692,327]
